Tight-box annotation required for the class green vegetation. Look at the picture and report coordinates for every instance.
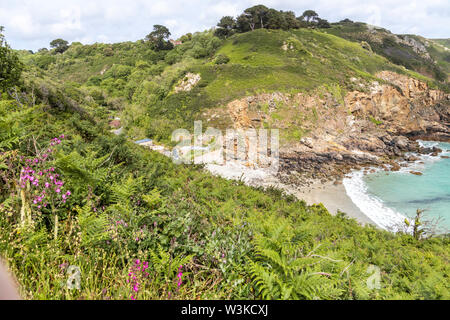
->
[145,25,174,51]
[1,92,448,299]
[325,21,449,83]
[214,5,330,38]
[50,39,69,54]
[427,39,450,81]
[0,27,23,92]
[18,18,446,146]
[1,9,449,300]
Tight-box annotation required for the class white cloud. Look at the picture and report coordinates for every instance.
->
[0,0,448,51]
[49,7,82,35]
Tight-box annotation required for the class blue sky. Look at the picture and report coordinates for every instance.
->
[0,0,449,51]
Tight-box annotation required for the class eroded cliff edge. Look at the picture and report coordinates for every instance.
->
[205,71,450,183]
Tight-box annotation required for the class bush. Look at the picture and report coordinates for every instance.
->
[104,64,132,80]
[214,54,230,65]
[33,54,56,70]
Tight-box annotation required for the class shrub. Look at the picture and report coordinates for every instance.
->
[214,54,230,65]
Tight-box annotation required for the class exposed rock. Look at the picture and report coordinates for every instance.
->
[227,98,252,129]
[396,35,431,60]
[410,171,423,176]
[392,136,409,150]
[300,137,314,149]
[406,155,419,162]
[174,73,201,93]
[207,71,449,182]
[281,41,294,51]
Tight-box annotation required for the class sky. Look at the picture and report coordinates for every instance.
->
[0,0,449,51]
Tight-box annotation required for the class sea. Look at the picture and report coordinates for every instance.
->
[343,140,450,233]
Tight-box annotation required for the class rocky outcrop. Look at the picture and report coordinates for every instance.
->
[346,71,449,140]
[175,73,201,93]
[214,71,449,181]
[396,35,431,60]
[227,98,253,129]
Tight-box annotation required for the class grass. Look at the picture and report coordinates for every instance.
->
[325,22,449,83]
[19,27,446,144]
[2,29,450,299]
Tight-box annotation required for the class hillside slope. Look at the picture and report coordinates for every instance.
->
[20,28,450,184]
[2,22,450,300]
[324,21,450,82]
[22,28,447,139]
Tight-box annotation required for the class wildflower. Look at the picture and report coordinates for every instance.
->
[177,265,183,288]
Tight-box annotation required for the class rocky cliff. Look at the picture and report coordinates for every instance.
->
[211,71,449,183]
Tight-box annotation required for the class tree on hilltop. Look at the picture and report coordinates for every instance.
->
[317,18,331,28]
[50,38,69,54]
[145,25,173,51]
[300,10,319,24]
[244,5,270,29]
[214,16,236,38]
[266,9,299,30]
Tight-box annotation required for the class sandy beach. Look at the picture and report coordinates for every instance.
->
[294,181,377,226]
[202,159,377,227]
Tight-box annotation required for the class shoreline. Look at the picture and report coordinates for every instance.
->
[293,180,377,227]
[203,161,379,227]
[137,139,448,231]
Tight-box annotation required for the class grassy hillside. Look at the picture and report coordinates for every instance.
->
[2,26,449,300]
[433,39,450,48]
[428,39,450,80]
[324,21,450,82]
[1,82,449,299]
[20,28,442,143]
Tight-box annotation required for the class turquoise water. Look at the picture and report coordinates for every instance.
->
[363,141,450,231]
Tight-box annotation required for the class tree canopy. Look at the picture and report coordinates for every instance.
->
[215,6,327,34]
[0,27,23,92]
[50,38,69,54]
[145,25,173,51]
[214,16,236,38]
[300,10,319,23]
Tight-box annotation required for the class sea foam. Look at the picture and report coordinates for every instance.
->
[343,140,449,232]
[343,170,408,231]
